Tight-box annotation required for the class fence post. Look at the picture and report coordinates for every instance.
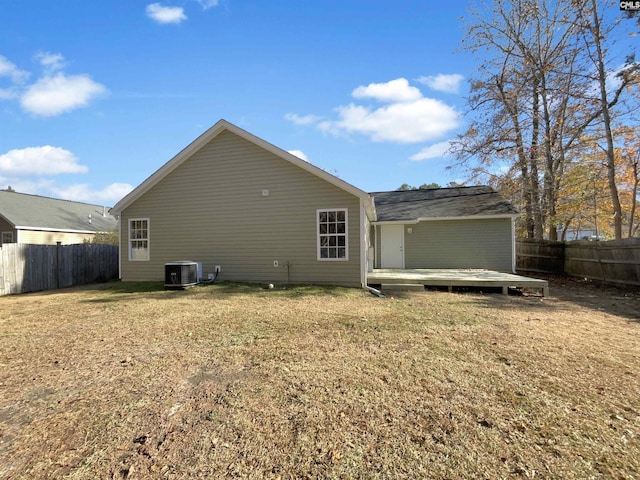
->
[56,241,61,289]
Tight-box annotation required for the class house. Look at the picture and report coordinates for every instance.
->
[111,120,375,287]
[111,119,518,287]
[370,187,519,272]
[0,190,117,246]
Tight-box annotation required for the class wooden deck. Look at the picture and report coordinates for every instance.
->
[367,269,549,296]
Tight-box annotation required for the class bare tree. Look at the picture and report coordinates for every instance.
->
[572,0,639,239]
[454,0,639,240]
[454,0,586,239]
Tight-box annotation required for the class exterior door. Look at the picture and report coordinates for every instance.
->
[381,224,404,268]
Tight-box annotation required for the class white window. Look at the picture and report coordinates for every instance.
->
[1,231,13,244]
[129,219,149,261]
[317,209,348,261]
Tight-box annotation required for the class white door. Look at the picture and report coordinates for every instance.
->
[381,225,404,268]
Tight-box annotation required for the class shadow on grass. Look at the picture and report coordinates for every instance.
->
[80,280,362,303]
[211,281,358,298]
[546,275,640,323]
[460,274,640,323]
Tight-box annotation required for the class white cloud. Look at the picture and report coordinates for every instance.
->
[34,52,65,73]
[287,149,309,161]
[284,113,322,126]
[288,78,460,144]
[0,53,106,116]
[0,55,29,83]
[585,64,629,99]
[20,73,107,116]
[0,177,54,195]
[319,98,459,143]
[352,78,422,103]
[146,3,187,24]
[417,74,464,94]
[0,146,88,175]
[197,0,219,9]
[0,88,17,100]
[409,140,452,161]
[51,182,134,204]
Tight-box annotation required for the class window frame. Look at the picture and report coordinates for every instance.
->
[128,218,150,261]
[1,231,13,245]
[316,208,349,261]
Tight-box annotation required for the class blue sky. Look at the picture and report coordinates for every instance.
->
[0,1,508,205]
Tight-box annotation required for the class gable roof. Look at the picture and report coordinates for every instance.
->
[0,190,117,233]
[111,119,375,218]
[370,186,519,223]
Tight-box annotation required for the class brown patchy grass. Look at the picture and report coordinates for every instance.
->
[0,278,639,479]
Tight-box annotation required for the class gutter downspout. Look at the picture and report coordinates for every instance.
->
[511,216,517,273]
[359,199,369,287]
[117,216,122,280]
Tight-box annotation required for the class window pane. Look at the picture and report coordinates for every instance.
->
[130,219,149,261]
[317,210,347,260]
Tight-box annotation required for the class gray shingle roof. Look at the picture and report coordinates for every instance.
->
[0,190,117,232]
[370,186,519,222]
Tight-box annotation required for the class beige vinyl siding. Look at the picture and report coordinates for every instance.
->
[120,130,362,286]
[16,229,94,245]
[363,210,373,273]
[404,218,513,272]
[373,225,381,268]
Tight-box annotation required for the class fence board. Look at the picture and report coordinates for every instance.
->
[517,238,640,287]
[516,240,565,274]
[0,243,118,296]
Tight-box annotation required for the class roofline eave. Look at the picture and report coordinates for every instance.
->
[372,213,520,225]
[14,226,114,234]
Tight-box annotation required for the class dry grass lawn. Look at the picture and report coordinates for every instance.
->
[0,278,639,479]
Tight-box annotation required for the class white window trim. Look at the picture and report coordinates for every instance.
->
[316,208,349,261]
[1,231,13,244]
[128,218,150,261]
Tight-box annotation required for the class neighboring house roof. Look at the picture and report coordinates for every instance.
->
[111,119,376,218]
[0,190,117,233]
[370,186,520,223]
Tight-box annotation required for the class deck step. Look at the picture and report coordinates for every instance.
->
[381,283,425,292]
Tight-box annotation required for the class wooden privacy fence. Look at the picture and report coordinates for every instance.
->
[517,238,640,287]
[0,243,118,296]
[516,240,565,275]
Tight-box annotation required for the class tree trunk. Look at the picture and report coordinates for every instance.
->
[560,217,573,242]
[590,0,624,239]
[629,157,639,238]
[529,81,544,239]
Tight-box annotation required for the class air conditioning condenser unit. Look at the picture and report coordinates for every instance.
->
[165,261,200,288]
